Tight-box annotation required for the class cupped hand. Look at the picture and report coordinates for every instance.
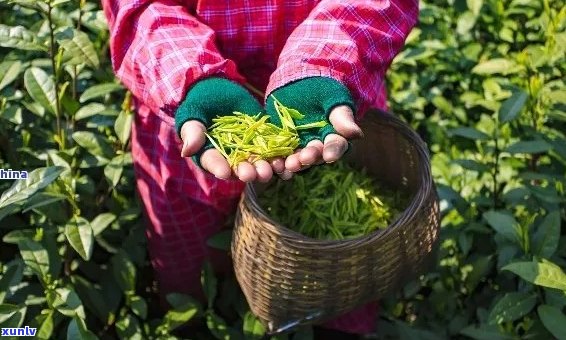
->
[176,77,276,183]
[281,105,363,178]
[264,77,363,180]
[180,120,274,183]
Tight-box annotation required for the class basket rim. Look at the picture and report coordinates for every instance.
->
[241,110,436,247]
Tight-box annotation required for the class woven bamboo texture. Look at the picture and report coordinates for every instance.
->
[232,110,440,334]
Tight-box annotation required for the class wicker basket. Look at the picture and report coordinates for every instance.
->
[232,110,440,334]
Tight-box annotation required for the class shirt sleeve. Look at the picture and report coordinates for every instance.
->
[265,0,419,114]
[101,0,245,116]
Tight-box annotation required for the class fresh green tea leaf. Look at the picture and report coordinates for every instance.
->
[505,140,552,154]
[537,305,566,340]
[79,83,123,103]
[65,216,94,261]
[129,295,147,319]
[448,127,489,140]
[0,263,23,304]
[111,252,136,293]
[206,311,241,340]
[55,28,99,68]
[22,192,66,213]
[74,103,115,120]
[90,213,116,236]
[114,109,132,145]
[16,239,50,282]
[243,311,266,338]
[488,292,537,324]
[163,302,199,331]
[0,166,63,209]
[503,260,566,291]
[72,275,110,324]
[532,211,561,258]
[67,316,98,340]
[456,11,477,35]
[24,67,57,114]
[115,313,142,340]
[104,155,126,188]
[36,310,54,340]
[0,60,21,91]
[499,90,528,123]
[0,25,47,51]
[72,131,114,159]
[166,293,202,310]
[467,0,483,15]
[472,58,523,75]
[201,261,217,309]
[0,303,21,324]
[460,324,509,340]
[483,211,521,245]
[53,287,86,319]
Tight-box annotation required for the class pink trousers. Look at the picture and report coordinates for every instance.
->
[131,104,378,335]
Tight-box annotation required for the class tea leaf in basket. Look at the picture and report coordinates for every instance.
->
[259,161,409,240]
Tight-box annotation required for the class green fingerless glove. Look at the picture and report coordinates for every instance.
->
[265,77,356,147]
[175,77,263,168]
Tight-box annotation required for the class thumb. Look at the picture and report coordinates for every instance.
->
[180,120,207,157]
[328,105,363,139]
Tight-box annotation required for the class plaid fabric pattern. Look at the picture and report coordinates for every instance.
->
[102,0,418,334]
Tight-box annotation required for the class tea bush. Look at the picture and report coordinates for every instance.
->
[0,0,564,339]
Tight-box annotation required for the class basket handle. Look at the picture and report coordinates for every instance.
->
[267,310,323,335]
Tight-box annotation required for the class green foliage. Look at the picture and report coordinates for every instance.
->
[0,0,564,339]
[380,0,566,338]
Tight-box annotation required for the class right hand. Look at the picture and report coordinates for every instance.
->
[176,77,275,183]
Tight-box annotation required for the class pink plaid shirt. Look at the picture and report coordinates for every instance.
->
[101,0,418,334]
[103,0,418,119]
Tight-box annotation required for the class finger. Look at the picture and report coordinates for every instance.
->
[279,169,294,181]
[328,105,363,140]
[235,161,257,182]
[299,140,323,166]
[200,149,232,179]
[284,150,303,172]
[270,158,285,174]
[323,133,349,163]
[180,120,207,157]
[254,160,273,183]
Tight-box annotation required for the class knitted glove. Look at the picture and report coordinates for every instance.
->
[175,77,262,168]
[265,77,356,147]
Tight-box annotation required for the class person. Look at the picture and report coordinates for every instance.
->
[101,0,418,336]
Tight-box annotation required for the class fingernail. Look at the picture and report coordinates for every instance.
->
[280,170,293,180]
[334,143,347,154]
[349,122,363,136]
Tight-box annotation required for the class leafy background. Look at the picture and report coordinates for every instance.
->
[0,0,564,339]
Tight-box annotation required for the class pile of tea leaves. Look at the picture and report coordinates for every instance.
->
[259,161,409,240]
[206,97,327,167]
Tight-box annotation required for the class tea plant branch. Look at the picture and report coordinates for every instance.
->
[47,1,64,149]
[71,0,84,104]
[492,126,500,208]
